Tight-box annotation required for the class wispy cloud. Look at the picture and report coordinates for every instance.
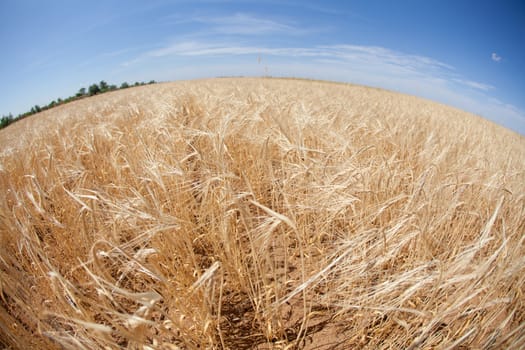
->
[122,42,317,66]
[163,12,306,36]
[133,41,453,67]
[452,78,494,91]
[203,13,303,35]
[491,52,502,62]
[320,45,454,74]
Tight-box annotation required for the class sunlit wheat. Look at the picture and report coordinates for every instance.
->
[0,78,524,349]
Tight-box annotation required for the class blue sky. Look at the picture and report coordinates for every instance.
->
[1,0,524,134]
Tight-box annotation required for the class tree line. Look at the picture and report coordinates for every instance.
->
[1,80,156,129]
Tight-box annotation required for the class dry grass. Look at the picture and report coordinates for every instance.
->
[0,78,524,349]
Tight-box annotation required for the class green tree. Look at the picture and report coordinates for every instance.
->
[88,84,100,96]
[76,87,86,97]
[30,105,41,114]
[120,82,129,89]
[99,81,109,92]
[0,114,13,129]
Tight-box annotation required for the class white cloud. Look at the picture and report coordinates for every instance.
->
[135,41,454,73]
[323,45,454,71]
[205,13,302,35]
[452,79,494,91]
[167,13,306,36]
[491,52,502,62]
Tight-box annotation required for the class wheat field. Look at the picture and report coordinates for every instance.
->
[0,78,524,349]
